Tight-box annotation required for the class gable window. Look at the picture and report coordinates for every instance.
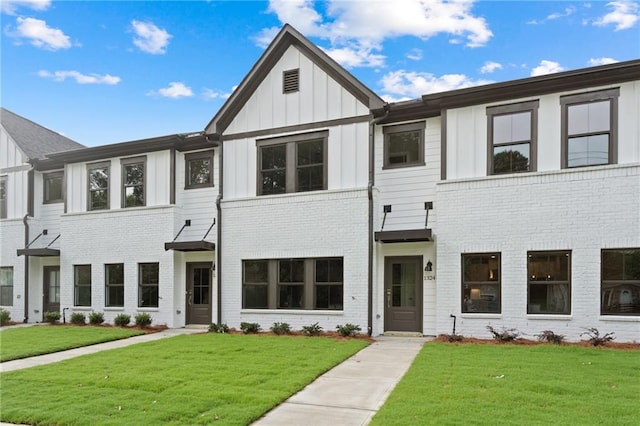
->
[122,157,145,208]
[0,267,13,306]
[383,122,425,169]
[139,263,159,308]
[0,176,6,219]
[283,68,300,94]
[74,264,91,307]
[601,248,640,316]
[43,171,63,204]
[462,253,501,313]
[87,162,109,211]
[257,131,327,196]
[561,88,619,168]
[527,251,571,314]
[185,151,214,189]
[105,263,124,307]
[487,101,538,175]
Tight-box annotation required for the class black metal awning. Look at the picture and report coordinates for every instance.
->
[164,241,215,252]
[374,228,433,243]
[17,248,60,257]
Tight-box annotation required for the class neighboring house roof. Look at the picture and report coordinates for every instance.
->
[0,107,84,161]
[207,24,385,135]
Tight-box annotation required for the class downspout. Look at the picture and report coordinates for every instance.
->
[367,104,390,336]
[213,134,223,325]
[23,168,35,323]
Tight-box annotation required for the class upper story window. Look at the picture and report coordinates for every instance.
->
[487,100,538,175]
[561,88,619,168]
[462,253,501,314]
[185,151,214,189]
[257,131,327,196]
[0,176,7,219]
[121,156,146,208]
[283,68,300,94]
[383,122,425,169]
[527,251,571,315]
[43,171,63,204]
[601,248,640,316]
[87,162,109,211]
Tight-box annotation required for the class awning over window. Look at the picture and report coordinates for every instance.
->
[374,228,433,243]
[164,241,215,252]
[17,248,60,257]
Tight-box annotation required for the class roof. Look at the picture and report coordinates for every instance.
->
[207,24,385,135]
[0,107,84,161]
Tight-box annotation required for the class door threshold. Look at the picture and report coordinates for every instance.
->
[383,331,424,337]
[185,324,209,329]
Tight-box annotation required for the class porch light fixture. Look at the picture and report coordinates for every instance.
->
[425,260,433,272]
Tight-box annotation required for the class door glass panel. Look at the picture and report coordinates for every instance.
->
[193,268,210,305]
[49,270,60,303]
[391,263,416,307]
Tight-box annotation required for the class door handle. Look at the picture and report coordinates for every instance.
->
[386,289,391,308]
[187,291,192,306]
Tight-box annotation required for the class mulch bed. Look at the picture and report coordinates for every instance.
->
[433,334,640,350]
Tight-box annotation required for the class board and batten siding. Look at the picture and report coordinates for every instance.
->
[0,127,30,219]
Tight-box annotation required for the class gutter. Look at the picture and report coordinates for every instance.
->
[210,133,223,325]
[22,214,30,323]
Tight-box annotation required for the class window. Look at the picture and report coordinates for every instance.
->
[383,122,425,169]
[527,251,571,314]
[185,151,214,189]
[561,88,619,168]
[461,253,501,313]
[0,175,7,219]
[487,101,538,175]
[74,265,91,306]
[0,267,13,306]
[138,263,159,307]
[242,257,344,310]
[43,171,63,204]
[601,248,640,316]
[105,264,124,307]
[283,68,299,94]
[257,131,327,195]
[122,157,145,207]
[87,162,109,211]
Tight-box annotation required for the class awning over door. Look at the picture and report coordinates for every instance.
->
[165,219,216,252]
[374,228,433,243]
[17,248,60,257]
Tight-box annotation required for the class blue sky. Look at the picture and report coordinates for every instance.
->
[2,0,639,147]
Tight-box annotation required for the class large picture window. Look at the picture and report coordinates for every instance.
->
[74,265,92,307]
[43,171,63,204]
[105,264,124,307]
[0,267,13,306]
[257,131,327,196]
[487,101,538,175]
[527,251,571,314]
[383,122,425,169]
[601,248,640,316]
[561,88,619,168]
[461,253,501,313]
[185,151,214,189]
[1,175,7,219]
[122,157,145,207]
[138,263,159,307]
[87,162,109,211]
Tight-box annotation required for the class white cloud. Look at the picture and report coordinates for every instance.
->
[1,0,50,15]
[588,57,619,66]
[10,17,71,50]
[201,88,232,101]
[322,44,386,68]
[530,60,565,76]
[528,6,576,24]
[480,61,503,74]
[379,70,493,99]
[594,0,639,30]
[131,20,171,54]
[406,48,423,61]
[38,70,121,85]
[148,82,193,98]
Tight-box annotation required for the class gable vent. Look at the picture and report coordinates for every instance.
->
[283,69,300,94]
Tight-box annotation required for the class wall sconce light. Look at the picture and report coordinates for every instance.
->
[425,260,433,272]
[212,263,216,271]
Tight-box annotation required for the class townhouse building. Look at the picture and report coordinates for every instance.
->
[2,25,638,341]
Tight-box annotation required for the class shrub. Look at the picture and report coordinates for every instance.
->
[581,327,615,346]
[0,309,11,326]
[301,322,323,336]
[536,330,565,344]
[43,311,61,324]
[443,333,464,342]
[486,325,520,343]
[208,323,229,333]
[270,322,291,335]
[88,311,105,325]
[240,322,261,334]
[114,313,131,327]
[134,312,153,328]
[336,323,361,337]
[70,312,86,325]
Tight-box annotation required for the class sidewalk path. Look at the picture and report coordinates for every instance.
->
[252,336,428,426]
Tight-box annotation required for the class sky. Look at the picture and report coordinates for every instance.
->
[2,0,639,147]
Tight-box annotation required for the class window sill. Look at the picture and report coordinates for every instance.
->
[382,162,426,171]
[137,307,159,312]
[104,307,124,311]
[72,306,92,311]
[599,315,640,322]
[460,313,502,319]
[184,184,215,190]
[241,309,344,316]
[526,314,572,320]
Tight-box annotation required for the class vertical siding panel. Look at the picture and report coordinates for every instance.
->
[299,54,314,123]
[312,64,328,122]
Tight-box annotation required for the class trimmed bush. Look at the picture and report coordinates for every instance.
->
[43,311,61,324]
[209,323,229,333]
[301,322,323,336]
[70,312,86,325]
[336,323,361,337]
[134,312,153,328]
[240,322,261,334]
[114,313,131,327]
[88,311,105,325]
[270,322,291,335]
[0,309,11,326]
[536,330,565,344]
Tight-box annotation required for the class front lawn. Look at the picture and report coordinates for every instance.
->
[0,326,144,362]
[372,343,640,425]
[0,333,368,425]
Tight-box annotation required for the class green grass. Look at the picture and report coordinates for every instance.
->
[0,326,144,362]
[372,343,640,425]
[0,333,368,425]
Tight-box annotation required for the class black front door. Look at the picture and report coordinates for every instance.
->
[384,256,423,332]
[186,263,212,325]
